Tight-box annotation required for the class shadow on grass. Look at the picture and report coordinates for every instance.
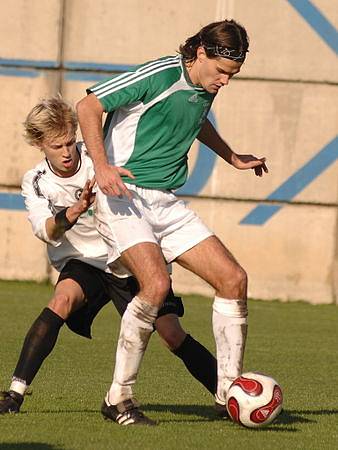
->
[19,409,99,415]
[20,405,217,423]
[0,444,63,450]
[143,403,220,421]
[277,408,338,425]
[275,409,314,426]
[288,409,338,416]
[142,404,300,430]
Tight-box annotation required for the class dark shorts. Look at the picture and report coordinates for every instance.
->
[58,259,184,339]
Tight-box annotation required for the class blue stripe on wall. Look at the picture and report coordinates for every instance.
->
[265,136,338,201]
[64,61,134,72]
[287,0,338,54]
[240,205,283,226]
[0,193,25,211]
[240,136,338,225]
[0,58,133,73]
[0,58,59,68]
[0,67,40,78]
[65,71,111,82]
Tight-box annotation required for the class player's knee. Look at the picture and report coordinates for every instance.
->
[219,265,248,298]
[233,265,248,292]
[142,273,171,303]
[48,293,75,319]
[157,275,171,298]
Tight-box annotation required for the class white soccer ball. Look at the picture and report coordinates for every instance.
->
[226,372,283,428]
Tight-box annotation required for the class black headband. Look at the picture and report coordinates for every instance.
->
[203,44,247,62]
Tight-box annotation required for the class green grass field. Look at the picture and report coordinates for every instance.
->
[0,280,337,450]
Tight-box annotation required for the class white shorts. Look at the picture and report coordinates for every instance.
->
[95,184,213,264]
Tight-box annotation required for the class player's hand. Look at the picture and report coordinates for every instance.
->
[69,178,97,219]
[79,178,96,211]
[231,153,269,177]
[95,163,135,199]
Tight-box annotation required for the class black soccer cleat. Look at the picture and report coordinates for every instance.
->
[0,390,24,414]
[214,401,229,419]
[101,398,157,426]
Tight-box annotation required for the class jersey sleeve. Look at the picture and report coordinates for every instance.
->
[21,171,62,247]
[87,69,150,112]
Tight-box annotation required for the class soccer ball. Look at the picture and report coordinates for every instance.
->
[226,372,283,428]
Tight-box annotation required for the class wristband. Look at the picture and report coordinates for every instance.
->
[55,207,77,231]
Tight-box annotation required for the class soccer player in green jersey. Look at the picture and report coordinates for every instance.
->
[77,19,268,425]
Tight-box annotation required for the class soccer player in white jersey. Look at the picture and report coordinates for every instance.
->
[0,96,220,424]
[77,19,268,425]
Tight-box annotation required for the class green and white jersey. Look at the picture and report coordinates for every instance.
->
[88,55,215,190]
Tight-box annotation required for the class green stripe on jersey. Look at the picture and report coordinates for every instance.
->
[88,55,214,189]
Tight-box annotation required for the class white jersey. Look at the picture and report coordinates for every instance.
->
[21,143,109,272]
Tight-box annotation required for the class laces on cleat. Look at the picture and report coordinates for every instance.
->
[0,390,24,414]
[101,398,157,426]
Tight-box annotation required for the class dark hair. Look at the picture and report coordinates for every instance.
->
[179,19,249,62]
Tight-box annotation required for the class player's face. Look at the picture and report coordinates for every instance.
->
[40,127,78,177]
[195,48,243,94]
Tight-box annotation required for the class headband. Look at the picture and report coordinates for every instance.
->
[203,44,247,62]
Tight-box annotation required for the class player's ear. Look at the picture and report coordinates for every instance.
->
[196,46,207,62]
[36,137,49,154]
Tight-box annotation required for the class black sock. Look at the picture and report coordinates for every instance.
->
[173,334,217,395]
[13,308,65,386]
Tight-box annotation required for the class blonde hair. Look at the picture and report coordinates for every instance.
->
[23,95,78,147]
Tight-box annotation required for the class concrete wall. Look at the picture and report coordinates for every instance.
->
[0,0,337,304]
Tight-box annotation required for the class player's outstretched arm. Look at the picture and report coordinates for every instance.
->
[76,94,134,198]
[197,118,268,177]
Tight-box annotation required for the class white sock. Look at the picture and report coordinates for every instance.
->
[107,296,158,405]
[9,377,27,396]
[212,296,248,404]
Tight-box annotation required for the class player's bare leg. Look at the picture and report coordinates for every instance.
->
[176,235,248,407]
[120,242,171,306]
[103,242,170,424]
[155,314,186,350]
[0,280,86,414]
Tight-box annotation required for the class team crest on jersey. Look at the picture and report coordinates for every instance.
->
[188,93,199,103]
[75,188,83,200]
